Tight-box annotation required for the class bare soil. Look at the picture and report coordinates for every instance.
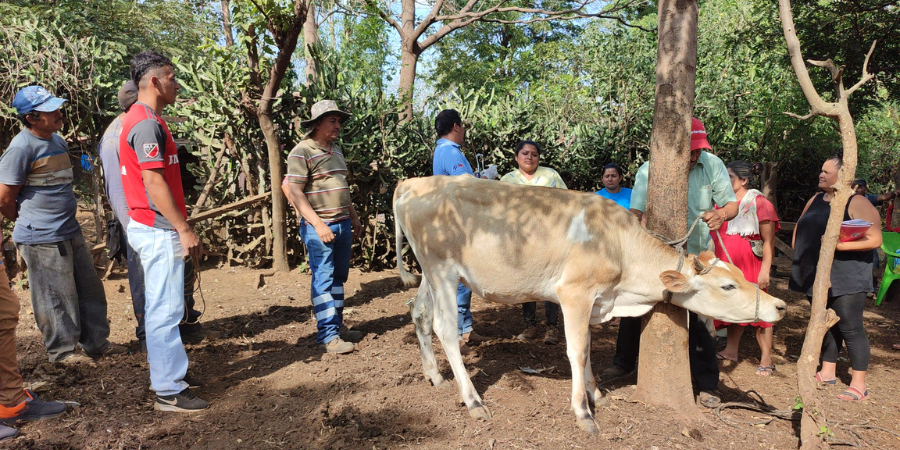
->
[6,222,900,449]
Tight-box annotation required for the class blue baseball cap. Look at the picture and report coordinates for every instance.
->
[12,85,67,114]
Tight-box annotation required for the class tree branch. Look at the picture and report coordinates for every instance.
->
[807,58,841,82]
[845,40,877,97]
[783,111,816,121]
[363,0,403,36]
[778,0,839,119]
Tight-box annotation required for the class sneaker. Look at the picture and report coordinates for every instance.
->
[319,338,355,354]
[154,388,209,412]
[0,389,67,425]
[543,327,560,345]
[516,326,540,341]
[0,424,16,441]
[56,352,96,367]
[600,365,631,380]
[339,326,364,343]
[87,343,129,357]
[183,373,204,388]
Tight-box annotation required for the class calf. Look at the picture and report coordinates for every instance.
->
[393,175,786,433]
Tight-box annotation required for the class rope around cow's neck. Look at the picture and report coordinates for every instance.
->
[651,214,761,323]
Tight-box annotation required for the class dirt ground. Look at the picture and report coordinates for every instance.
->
[5,227,900,449]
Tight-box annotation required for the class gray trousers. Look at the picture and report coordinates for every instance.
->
[17,234,110,362]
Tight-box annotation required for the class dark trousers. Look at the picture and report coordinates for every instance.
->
[125,239,200,341]
[613,312,719,391]
[816,292,870,371]
[522,301,559,327]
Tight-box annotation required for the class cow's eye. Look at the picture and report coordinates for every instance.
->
[721,284,736,291]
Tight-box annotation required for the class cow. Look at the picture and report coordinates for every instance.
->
[393,175,787,434]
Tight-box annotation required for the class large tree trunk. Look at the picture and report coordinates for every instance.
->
[629,0,699,419]
[303,2,318,85]
[398,47,419,122]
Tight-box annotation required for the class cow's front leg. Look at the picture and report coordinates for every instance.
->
[410,278,446,387]
[431,277,491,420]
[559,292,598,434]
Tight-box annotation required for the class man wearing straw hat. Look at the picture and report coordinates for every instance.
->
[284,100,363,354]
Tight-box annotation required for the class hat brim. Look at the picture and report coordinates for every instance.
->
[32,97,67,113]
[690,137,711,151]
[300,110,351,129]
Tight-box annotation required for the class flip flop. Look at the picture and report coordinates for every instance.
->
[837,386,869,401]
[755,365,776,376]
[892,343,900,350]
[716,352,737,362]
[815,372,837,385]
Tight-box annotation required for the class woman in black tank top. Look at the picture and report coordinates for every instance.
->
[790,154,882,401]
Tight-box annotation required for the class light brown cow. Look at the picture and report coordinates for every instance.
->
[393,175,786,433]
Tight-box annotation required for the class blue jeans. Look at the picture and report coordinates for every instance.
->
[458,283,472,337]
[125,238,201,341]
[127,222,189,396]
[300,219,351,345]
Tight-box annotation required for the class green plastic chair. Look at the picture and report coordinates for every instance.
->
[876,231,900,305]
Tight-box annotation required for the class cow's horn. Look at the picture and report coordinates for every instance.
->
[693,256,705,273]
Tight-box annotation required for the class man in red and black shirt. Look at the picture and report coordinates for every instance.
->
[119,51,208,412]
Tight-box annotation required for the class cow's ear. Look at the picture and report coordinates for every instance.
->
[660,270,690,293]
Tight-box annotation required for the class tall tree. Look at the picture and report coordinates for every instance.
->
[628,0,699,416]
[234,0,309,271]
[779,0,876,447]
[348,0,645,120]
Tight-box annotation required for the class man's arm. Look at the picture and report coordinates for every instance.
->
[700,201,737,231]
[142,168,201,259]
[0,184,21,221]
[287,181,335,243]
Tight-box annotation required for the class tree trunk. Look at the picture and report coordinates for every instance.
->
[778,0,872,447]
[398,47,419,122]
[760,162,779,213]
[629,0,699,419]
[221,0,234,47]
[257,111,288,271]
[303,2,318,85]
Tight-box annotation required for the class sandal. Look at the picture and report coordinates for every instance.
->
[815,372,837,385]
[755,365,776,376]
[837,386,869,401]
[892,343,900,350]
[716,352,737,362]
[698,390,721,408]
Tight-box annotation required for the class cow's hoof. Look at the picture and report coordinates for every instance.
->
[468,405,492,420]
[593,394,610,409]
[430,377,449,388]
[577,417,599,435]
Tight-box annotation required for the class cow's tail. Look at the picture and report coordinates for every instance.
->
[394,186,422,288]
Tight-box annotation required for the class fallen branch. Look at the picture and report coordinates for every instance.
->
[186,191,271,225]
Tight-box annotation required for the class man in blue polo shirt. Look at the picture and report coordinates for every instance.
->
[431,109,489,355]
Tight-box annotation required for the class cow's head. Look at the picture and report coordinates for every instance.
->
[659,252,787,324]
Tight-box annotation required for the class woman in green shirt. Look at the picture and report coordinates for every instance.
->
[500,140,566,344]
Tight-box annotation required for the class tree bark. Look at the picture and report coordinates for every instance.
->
[778,1,874,447]
[397,46,419,122]
[221,0,234,47]
[303,1,318,85]
[629,0,699,419]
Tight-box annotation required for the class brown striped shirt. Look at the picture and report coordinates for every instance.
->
[286,139,351,222]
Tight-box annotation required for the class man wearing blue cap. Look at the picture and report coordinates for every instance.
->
[0,85,127,365]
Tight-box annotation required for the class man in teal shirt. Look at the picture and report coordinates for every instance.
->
[604,117,738,408]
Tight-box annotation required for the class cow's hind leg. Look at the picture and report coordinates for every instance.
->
[558,291,598,434]
[410,278,446,387]
[584,351,607,408]
[430,277,491,420]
